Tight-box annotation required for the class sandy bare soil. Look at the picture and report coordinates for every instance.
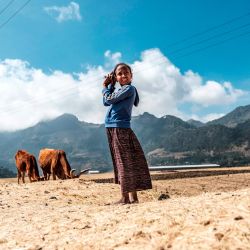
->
[0,171,249,250]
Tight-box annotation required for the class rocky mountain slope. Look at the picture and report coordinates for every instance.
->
[1,105,250,175]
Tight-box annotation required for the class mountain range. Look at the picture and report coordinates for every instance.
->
[1,104,250,176]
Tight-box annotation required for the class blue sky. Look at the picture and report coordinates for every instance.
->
[0,0,250,130]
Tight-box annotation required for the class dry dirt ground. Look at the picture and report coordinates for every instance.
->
[0,170,249,250]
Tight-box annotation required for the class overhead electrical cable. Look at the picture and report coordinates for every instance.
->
[0,0,15,16]
[1,24,250,116]
[131,12,250,59]
[142,28,250,69]
[1,11,250,115]
[2,24,250,116]
[166,12,250,48]
[0,0,31,30]
[167,21,250,56]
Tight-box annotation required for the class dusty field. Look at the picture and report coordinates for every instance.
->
[0,171,249,250]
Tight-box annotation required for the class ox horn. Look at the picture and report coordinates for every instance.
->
[70,168,91,178]
[70,169,76,178]
[78,168,91,177]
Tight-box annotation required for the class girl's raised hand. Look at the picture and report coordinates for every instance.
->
[103,73,116,87]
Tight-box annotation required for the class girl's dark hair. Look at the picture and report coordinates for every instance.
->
[113,63,132,76]
[112,62,139,106]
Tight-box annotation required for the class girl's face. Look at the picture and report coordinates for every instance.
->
[115,65,132,86]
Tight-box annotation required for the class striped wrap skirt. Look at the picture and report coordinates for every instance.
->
[106,128,152,194]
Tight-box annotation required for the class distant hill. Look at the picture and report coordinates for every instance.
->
[0,114,109,173]
[0,166,15,178]
[207,105,250,127]
[187,119,204,127]
[132,113,195,152]
[1,104,250,175]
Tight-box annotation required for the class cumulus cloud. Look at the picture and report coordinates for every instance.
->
[0,49,246,131]
[185,80,244,106]
[44,2,81,23]
[189,113,225,123]
[0,60,106,131]
[104,50,122,69]
[130,48,245,118]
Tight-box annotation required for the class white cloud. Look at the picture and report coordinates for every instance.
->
[104,50,122,69]
[189,113,225,123]
[0,49,246,131]
[44,2,82,23]
[131,48,245,118]
[185,80,244,106]
[202,113,225,122]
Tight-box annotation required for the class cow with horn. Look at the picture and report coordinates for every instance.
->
[38,148,90,180]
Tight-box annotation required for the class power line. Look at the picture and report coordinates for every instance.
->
[166,12,250,48]
[1,12,250,116]
[138,20,250,68]
[158,28,250,64]
[129,27,250,84]
[167,21,250,56]
[137,28,250,73]
[1,24,250,117]
[1,27,249,116]
[127,18,250,77]
[0,0,32,30]
[130,12,250,60]
[0,0,15,16]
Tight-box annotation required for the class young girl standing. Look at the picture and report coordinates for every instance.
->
[102,63,152,204]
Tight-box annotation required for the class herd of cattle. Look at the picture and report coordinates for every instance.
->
[15,148,89,184]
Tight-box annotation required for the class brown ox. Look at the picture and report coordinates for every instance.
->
[38,148,89,180]
[15,150,40,184]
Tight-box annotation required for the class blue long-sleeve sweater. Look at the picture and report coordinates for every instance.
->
[102,83,139,128]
